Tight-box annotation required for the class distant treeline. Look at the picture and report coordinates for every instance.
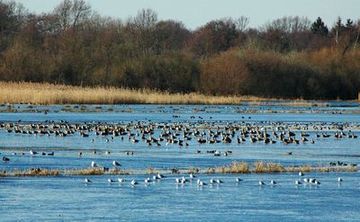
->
[0,0,360,99]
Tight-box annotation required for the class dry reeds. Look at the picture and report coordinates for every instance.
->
[213,162,250,174]
[0,163,356,177]
[0,81,262,105]
[12,168,60,177]
[254,161,285,173]
[208,161,357,174]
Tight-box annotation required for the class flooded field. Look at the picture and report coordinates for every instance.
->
[1,102,359,221]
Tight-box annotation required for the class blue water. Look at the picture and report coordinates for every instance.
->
[0,103,359,221]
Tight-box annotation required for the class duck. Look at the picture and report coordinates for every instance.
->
[157,173,165,179]
[144,178,152,184]
[112,161,121,167]
[235,177,242,183]
[131,179,138,186]
[197,179,207,186]
[216,179,223,184]
[91,161,97,168]
[259,180,265,186]
[2,156,10,162]
[29,150,37,155]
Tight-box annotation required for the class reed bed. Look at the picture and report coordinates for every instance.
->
[0,162,356,177]
[12,168,60,177]
[0,81,326,105]
[207,162,357,174]
[0,82,263,105]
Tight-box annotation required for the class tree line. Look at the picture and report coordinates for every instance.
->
[0,0,359,99]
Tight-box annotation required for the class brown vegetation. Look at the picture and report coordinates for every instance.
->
[0,81,269,105]
[0,1,359,99]
[0,162,356,177]
[207,162,357,174]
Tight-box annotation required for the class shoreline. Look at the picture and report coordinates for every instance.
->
[0,82,358,106]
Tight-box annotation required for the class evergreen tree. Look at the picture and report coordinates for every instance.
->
[311,17,329,36]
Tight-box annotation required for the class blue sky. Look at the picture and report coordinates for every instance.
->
[15,0,360,29]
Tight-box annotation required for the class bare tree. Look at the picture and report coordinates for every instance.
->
[235,16,249,32]
[53,0,91,30]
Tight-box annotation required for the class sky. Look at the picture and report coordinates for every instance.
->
[14,0,360,30]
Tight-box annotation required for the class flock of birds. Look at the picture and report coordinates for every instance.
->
[82,171,345,188]
[0,120,358,155]
[0,119,358,188]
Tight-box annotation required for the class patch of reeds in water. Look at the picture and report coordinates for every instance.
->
[0,162,356,177]
[12,168,60,177]
[207,161,357,174]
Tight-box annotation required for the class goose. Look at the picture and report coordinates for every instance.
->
[236,177,242,183]
[91,161,97,168]
[84,178,92,183]
[112,161,121,167]
[131,179,138,186]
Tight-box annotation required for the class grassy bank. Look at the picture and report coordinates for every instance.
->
[0,82,267,105]
[0,81,345,105]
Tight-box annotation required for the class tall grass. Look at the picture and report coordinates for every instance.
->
[208,162,357,174]
[0,81,329,105]
[0,163,356,177]
[0,81,266,105]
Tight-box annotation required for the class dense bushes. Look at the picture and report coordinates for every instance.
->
[200,49,360,99]
[0,0,359,99]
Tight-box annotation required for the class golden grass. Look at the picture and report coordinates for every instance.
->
[0,81,264,105]
[254,161,285,173]
[0,162,356,177]
[13,168,60,177]
[207,162,357,174]
[0,81,329,105]
[65,167,105,176]
[214,162,250,174]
